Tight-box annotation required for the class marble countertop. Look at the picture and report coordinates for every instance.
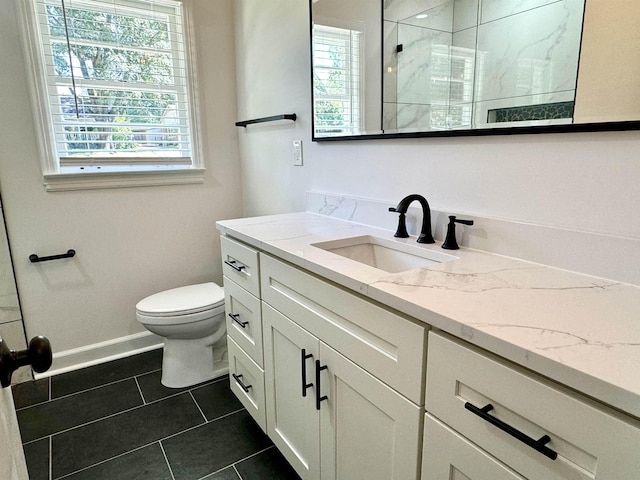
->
[217,212,640,419]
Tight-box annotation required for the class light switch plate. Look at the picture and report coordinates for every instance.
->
[293,140,303,166]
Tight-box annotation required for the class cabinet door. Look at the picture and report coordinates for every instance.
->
[319,343,423,480]
[422,414,526,480]
[263,304,320,480]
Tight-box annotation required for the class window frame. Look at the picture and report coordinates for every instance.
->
[19,0,204,191]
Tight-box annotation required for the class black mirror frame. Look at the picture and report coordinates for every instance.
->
[309,1,640,142]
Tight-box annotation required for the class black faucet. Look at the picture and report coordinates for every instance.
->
[388,194,435,244]
[441,215,474,250]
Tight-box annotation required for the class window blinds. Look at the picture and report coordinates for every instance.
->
[33,0,192,165]
[312,24,362,136]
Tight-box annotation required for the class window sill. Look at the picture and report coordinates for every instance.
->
[43,167,206,192]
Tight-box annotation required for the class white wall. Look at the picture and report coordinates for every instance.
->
[0,0,242,357]
[234,1,640,245]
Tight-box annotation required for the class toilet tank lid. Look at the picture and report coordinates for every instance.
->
[136,283,224,315]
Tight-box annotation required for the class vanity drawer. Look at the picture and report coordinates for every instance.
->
[224,276,263,366]
[426,331,640,480]
[260,253,427,405]
[422,413,526,480]
[221,235,260,297]
[228,336,266,432]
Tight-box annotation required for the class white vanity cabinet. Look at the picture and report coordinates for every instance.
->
[424,331,640,480]
[260,253,427,480]
[219,229,640,480]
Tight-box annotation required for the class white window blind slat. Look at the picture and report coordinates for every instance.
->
[33,0,194,165]
[312,24,362,136]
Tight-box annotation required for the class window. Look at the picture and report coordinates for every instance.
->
[22,0,202,190]
[312,24,362,136]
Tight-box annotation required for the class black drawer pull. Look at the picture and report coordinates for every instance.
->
[315,360,328,410]
[224,260,246,272]
[232,373,252,393]
[29,249,75,263]
[228,313,248,328]
[465,402,557,460]
[301,349,313,397]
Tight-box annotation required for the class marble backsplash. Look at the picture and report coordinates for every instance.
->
[306,191,640,286]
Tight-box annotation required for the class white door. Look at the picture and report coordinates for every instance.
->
[318,343,423,480]
[0,344,29,480]
[263,304,320,480]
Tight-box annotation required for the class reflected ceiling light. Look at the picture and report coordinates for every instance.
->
[416,14,429,19]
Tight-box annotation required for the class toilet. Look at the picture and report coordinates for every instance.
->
[136,282,228,388]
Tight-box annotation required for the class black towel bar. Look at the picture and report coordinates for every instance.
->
[235,113,297,128]
[29,249,76,263]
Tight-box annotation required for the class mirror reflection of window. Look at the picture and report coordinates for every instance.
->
[312,24,363,136]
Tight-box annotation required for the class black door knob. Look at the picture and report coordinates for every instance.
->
[0,335,52,387]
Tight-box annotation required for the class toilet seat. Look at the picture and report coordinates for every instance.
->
[136,282,225,317]
[136,304,225,326]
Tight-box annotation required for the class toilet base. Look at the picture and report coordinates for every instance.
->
[160,334,228,388]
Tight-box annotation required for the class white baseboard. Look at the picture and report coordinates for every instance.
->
[35,331,164,379]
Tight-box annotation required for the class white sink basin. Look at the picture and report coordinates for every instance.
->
[311,235,457,273]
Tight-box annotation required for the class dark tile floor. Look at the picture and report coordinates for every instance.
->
[12,349,301,480]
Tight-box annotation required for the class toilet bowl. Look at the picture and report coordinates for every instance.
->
[136,282,228,388]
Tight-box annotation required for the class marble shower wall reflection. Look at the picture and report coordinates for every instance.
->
[383,0,585,131]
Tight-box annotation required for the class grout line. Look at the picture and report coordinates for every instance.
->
[52,442,154,480]
[50,366,163,399]
[189,391,208,422]
[19,367,223,412]
[154,407,246,445]
[51,410,246,479]
[39,391,193,440]
[20,387,243,447]
[49,436,52,480]
[26,366,235,478]
[197,446,276,480]
[134,376,147,405]
[232,464,243,480]
[16,374,154,412]
[159,441,176,480]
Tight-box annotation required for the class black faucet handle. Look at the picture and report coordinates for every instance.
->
[442,216,474,250]
[389,208,409,238]
[453,216,474,226]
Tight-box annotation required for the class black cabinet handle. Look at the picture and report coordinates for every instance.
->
[29,249,75,263]
[0,336,52,387]
[465,402,557,460]
[232,373,252,393]
[315,360,328,410]
[228,313,248,328]
[224,260,246,272]
[301,349,313,397]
